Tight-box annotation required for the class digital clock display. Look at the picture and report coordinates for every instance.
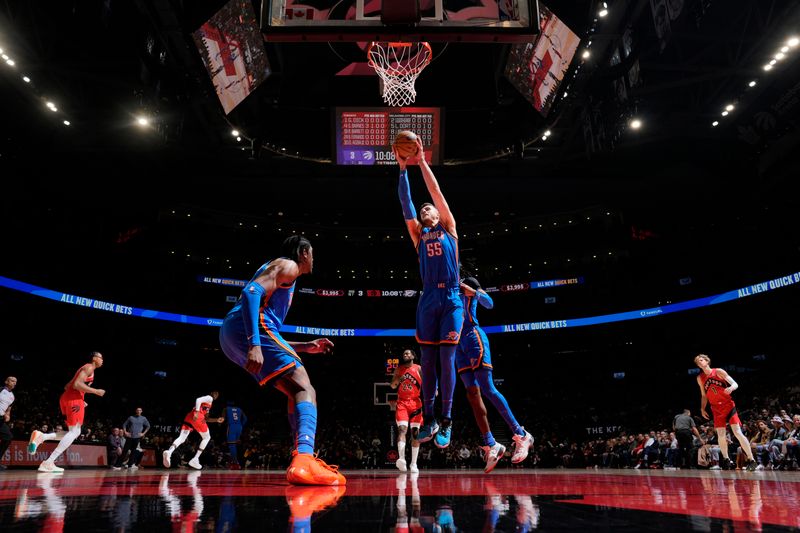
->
[334,107,442,165]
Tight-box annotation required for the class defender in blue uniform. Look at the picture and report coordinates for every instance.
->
[395,138,463,448]
[219,235,345,486]
[457,276,534,471]
[222,401,247,467]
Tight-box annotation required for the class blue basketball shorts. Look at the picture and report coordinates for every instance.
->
[219,314,303,387]
[415,286,464,345]
[455,326,493,375]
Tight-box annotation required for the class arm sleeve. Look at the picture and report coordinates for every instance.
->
[398,169,417,221]
[723,373,739,391]
[477,290,494,309]
[241,282,266,346]
[196,395,213,411]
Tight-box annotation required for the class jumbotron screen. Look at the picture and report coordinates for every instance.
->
[334,107,442,165]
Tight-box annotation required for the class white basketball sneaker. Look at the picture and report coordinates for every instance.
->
[396,457,407,472]
[37,461,64,473]
[511,430,534,464]
[483,443,506,473]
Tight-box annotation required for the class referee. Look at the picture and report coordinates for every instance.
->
[0,376,17,469]
[673,408,703,468]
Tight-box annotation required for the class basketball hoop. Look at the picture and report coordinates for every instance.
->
[367,41,432,107]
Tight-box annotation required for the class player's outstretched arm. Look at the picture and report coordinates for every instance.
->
[395,146,422,248]
[415,139,456,236]
[476,289,494,309]
[289,338,334,354]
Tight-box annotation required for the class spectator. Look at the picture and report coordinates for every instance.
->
[114,407,150,470]
[108,428,123,467]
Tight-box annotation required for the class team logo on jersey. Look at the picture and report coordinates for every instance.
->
[446,331,460,341]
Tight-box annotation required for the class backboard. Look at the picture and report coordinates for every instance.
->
[262,0,540,42]
[374,382,397,407]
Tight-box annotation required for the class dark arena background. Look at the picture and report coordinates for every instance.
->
[2,0,800,531]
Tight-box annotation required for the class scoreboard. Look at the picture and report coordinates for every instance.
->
[334,107,442,165]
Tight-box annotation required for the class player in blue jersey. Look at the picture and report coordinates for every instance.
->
[395,138,463,449]
[457,275,534,472]
[219,235,345,486]
[219,400,247,468]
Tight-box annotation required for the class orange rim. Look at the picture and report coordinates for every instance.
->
[367,41,433,75]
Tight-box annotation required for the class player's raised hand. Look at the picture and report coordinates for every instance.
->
[407,137,425,165]
[306,338,334,354]
[393,145,408,170]
[246,345,264,374]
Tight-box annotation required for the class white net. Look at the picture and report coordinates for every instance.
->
[367,42,432,107]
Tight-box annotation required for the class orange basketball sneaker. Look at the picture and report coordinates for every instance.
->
[286,484,346,523]
[286,453,346,486]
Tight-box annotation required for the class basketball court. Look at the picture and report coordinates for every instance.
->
[2,468,799,531]
[2,0,800,531]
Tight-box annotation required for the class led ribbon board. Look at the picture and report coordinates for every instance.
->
[2,272,798,336]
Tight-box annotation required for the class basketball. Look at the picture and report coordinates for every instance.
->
[393,130,419,160]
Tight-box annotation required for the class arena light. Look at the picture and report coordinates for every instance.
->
[769,59,777,66]
[629,118,642,129]
[63,120,70,126]
[764,64,773,71]
[748,80,756,87]
[236,136,242,142]
[712,121,719,127]
[5,59,14,66]
[1,54,7,60]
[721,111,729,116]
[598,8,608,17]
[136,116,149,126]
[788,37,799,47]
[775,52,785,60]
[781,46,789,53]
[22,75,30,83]
[582,50,590,59]
[725,104,735,111]
[231,129,239,136]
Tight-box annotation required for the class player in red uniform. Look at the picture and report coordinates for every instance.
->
[28,351,106,473]
[695,353,757,471]
[390,349,423,473]
[163,391,222,470]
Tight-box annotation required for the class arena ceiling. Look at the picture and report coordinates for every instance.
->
[1,0,798,284]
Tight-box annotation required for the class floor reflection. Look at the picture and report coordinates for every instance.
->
[1,469,798,531]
